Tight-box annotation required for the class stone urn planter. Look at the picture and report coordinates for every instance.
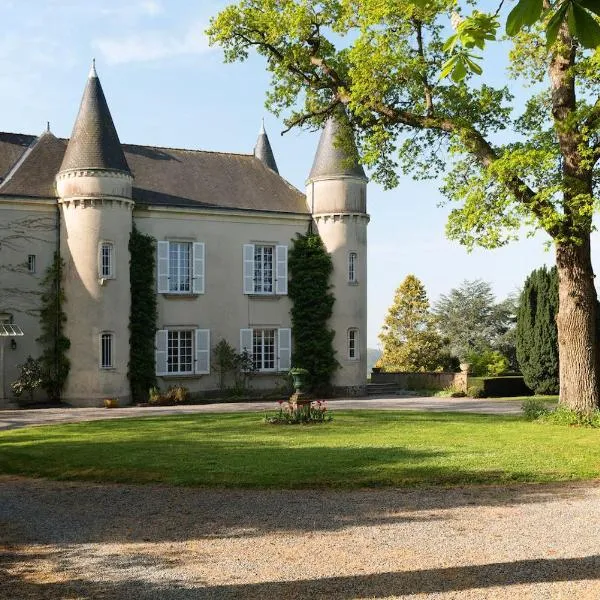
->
[289,368,310,394]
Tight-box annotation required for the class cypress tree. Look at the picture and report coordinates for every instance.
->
[516,266,559,394]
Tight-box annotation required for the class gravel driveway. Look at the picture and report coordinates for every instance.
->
[2,477,600,599]
[0,397,526,431]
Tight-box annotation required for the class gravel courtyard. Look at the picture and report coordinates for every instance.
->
[2,476,600,599]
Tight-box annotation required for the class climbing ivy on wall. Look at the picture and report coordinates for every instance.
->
[128,226,157,403]
[288,232,337,393]
[37,252,70,401]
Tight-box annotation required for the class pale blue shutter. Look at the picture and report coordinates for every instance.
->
[195,329,210,374]
[240,328,253,357]
[157,241,169,293]
[278,328,291,371]
[155,329,168,375]
[243,244,255,294]
[193,242,205,294]
[276,245,288,295]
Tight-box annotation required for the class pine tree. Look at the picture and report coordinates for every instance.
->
[378,275,450,372]
[516,267,559,395]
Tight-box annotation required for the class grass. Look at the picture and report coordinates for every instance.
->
[0,410,598,489]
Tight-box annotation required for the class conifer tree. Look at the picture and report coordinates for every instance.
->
[378,275,450,372]
[516,267,559,395]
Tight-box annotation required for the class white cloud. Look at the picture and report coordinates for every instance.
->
[93,20,212,65]
[139,0,163,16]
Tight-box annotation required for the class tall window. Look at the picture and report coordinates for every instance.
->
[100,332,114,368]
[348,252,358,283]
[253,329,276,370]
[254,245,274,293]
[99,242,114,279]
[167,330,194,374]
[169,242,191,292]
[348,328,359,360]
[27,254,36,274]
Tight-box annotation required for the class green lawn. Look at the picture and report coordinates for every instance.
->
[0,410,598,489]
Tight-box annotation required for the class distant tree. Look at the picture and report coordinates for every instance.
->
[433,280,515,362]
[378,275,453,372]
[516,267,559,395]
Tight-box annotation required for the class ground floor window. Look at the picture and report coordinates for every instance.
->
[253,329,276,371]
[100,332,114,369]
[167,330,194,374]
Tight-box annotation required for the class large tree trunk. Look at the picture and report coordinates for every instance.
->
[555,237,600,413]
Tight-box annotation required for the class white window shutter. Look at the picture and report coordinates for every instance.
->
[193,242,205,294]
[157,241,169,293]
[278,328,291,371]
[195,329,210,374]
[243,244,255,294]
[155,329,168,376]
[240,328,253,357]
[276,245,288,295]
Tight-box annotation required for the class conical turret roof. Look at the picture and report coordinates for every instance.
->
[308,116,366,181]
[59,62,130,173]
[254,120,278,173]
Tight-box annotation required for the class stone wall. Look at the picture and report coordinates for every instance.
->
[371,371,468,393]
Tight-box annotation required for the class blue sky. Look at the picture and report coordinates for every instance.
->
[1,0,589,347]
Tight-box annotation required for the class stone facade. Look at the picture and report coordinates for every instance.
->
[0,68,369,405]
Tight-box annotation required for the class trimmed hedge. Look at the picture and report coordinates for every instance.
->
[468,376,533,398]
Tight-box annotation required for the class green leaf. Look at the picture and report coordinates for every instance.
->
[506,0,544,36]
[546,1,571,48]
[443,33,458,52]
[451,57,468,83]
[578,0,600,18]
[571,1,600,47]
[440,54,459,79]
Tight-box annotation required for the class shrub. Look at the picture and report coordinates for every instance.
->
[148,385,189,405]
[540,406,600,428]
[11,356,44,403]
[522,397,549,420]
[212,339,237,391]
[435,385,467,398]
[468,376,532,398]
[464,350,509,377]
[265,399,333,424]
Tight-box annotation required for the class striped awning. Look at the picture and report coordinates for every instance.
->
[0,323,24,337]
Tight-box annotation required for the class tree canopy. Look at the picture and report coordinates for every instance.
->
[208,0,600,412]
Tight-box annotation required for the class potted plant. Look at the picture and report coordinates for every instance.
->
[289,367,310,393]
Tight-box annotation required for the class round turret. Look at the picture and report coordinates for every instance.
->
[306,117,369,395]
[56,63,133,406]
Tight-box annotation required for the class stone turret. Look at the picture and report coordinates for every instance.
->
[306,116,368,394]
[56,62,133,406]
[253,120,279,173]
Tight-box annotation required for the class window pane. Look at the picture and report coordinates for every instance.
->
[101,333,113,368]
[253,329,263,370]
[167,330,193,373]
[348,252,357,282]
[101,244,112,278]
[254,245,274,293]
[169,242,191,292]
[348,329,358,359]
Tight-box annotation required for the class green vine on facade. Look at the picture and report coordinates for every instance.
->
[37,251,70,401]
[288,232,337,393]
[128,226,157,403]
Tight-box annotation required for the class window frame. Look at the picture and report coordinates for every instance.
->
[157,241,205,295]
[252,328,277,372]
[166,328,195,375]
[253,245,274,295]
[347,328,359,360]
[98,241,115,280]
[348,251,358,283]
[27,254,36,274]
[100,331,114,369]
[243,244,288,295]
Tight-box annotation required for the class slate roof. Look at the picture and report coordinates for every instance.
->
[253,122,279,173]
[0,131,308,214]
[308,117,366,181]
[59,65,130,174]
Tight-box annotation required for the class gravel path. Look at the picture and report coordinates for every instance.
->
[2,477,600,599]
[0,397,526,431]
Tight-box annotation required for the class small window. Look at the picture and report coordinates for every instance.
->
[27,255,36,274]
[100,332,114,369]
[348,328,359,360]
[348,252,358,283]
[99,242,114,279]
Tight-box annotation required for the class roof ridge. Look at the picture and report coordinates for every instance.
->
[122,142,254,157]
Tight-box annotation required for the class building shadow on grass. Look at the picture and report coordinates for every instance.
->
[1,550,599,599]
